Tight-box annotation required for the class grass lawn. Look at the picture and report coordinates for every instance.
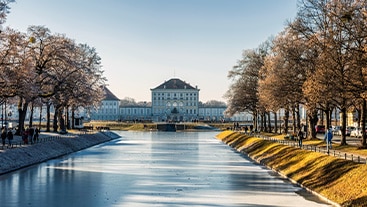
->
[217,131,367,207]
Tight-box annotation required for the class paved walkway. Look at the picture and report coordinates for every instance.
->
[0,130,81,152]
[255,134,367,164]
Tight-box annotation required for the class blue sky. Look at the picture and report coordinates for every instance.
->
[5,0,298,102]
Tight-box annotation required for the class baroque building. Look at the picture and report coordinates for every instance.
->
[90,87,120,121]
[198,106,227,122]
[119,102,152,121]
[89,78,230,122]
[151,78,199,122]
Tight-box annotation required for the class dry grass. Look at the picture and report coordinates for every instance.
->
[217,131,367,207]
[257,132,367,157]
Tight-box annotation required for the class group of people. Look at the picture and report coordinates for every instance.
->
[1,127,14,148]
[231,122,254,134]
[21,127,40,144]
[296,126,333,149]
[1,127,41,148]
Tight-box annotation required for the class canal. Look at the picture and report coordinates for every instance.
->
[0,131,331,206]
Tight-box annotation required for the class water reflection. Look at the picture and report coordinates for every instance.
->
[0,131,331,207]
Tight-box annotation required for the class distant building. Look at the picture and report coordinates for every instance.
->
[88,78,233,122]
[198,106,227,122]
[90,87,120,121]
[119,102,152,121]
[151,78,200,122]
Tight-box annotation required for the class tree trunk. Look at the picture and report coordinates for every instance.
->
[356,107,361,128]
[53,106,59,132]
[362,99,366,147]
[39,104,42,129]
[16,98,28,135]
[292,105,296,134]
[308,109,318,139]
[29,102,34,127]
[284,108,289,134]
[261,112,267,132]
[253,110,257,132]
[325,108,331,130]
[267,112,271,133]
[341,107,347,145]
[46,103,51,132]
[66,106,70,130]
[71,106,75,129]
[296,104,301,131]
[274,111,278,134]
[58,107,66,132]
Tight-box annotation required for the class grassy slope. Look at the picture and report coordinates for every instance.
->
[216,131,367,207]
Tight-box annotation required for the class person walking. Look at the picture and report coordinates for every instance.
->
[324,128,333,150]
[29,127,34,144]
[34,127,40,143]
[7,129,13,148]
[244,126,248,134]
[297,129,304,148]
[23,128,29,144]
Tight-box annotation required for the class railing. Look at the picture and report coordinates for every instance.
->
[1,133,79,150]
[0,129,105,150]
[254,134,367,164]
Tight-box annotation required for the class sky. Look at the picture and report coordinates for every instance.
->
[5,0,298,103]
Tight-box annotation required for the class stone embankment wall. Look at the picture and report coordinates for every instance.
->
[0,132,120,175]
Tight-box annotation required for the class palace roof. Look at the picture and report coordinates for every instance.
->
[151,78,198,90]
[103,87,120,100]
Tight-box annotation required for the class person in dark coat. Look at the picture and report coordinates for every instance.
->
[34,127,40,143]
[7,129,13,148]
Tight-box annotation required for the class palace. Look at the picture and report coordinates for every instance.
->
[151,78,199,122]
[90,78,227,122]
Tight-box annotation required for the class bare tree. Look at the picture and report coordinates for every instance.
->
[202,100,226,107]
[0,25,105,133]
[225,42,269,131]
[289,0,364,145]
[0,0,14,25]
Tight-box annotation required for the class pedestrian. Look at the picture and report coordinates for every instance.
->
[1,128,6,148]
[7,129,13,148]
[23,128,29,144]
[34,128,40,143]
[29,127,34,144]
[297,129,304,148]
[324,128,333,149]
[244,126,248,134]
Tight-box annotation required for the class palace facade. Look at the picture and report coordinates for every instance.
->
[151,78,199,122]
[90,78,227,122]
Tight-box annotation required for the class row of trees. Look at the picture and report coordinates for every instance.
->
[0,24,106,133]
[226,0,367,147]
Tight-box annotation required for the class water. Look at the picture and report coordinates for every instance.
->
[0,131,332,207]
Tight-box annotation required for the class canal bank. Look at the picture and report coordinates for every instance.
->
[216,131,367,207]
[0,131,120,175]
